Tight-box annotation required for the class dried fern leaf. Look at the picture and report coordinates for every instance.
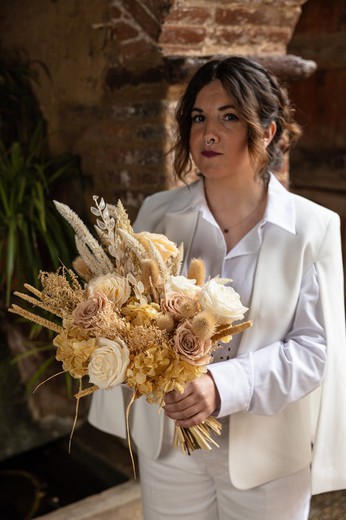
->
[145,237,169,282]
[114,200,133,234]
[75,236,112,276]
[23,284,43,299]
[117,229,147,261]
[9,305,63,333]
[171,242,184,276]
[54,200,112,271]
[13,291,65,318]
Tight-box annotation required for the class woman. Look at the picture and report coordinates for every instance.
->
[89,57,346,519]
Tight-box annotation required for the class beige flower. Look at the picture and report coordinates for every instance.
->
[165,275,201,298]
[174,321,212,366]
[161,291,197,320]
[88,337,129,389]
[198,278,247,325]
[87,273,131,309]
[72,292,109,328]
[54,332,98,378]
[135,232,179,262]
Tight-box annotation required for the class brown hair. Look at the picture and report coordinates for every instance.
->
[173,56,301,181]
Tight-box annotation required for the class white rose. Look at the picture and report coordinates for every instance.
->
[87,273,131,308]
[198,278,247,325]
[165,275,201,298]
[88,337,129,389]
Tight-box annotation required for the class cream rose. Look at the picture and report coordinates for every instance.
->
[135,232,179,262]
[174,321,212,366]
[165,275,201,298]
[198,278,247,325]
[88,337,129,389]
[87,273,131,309]
[72,292,108,328]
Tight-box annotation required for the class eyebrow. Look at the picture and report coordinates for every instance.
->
[191,104,236,112]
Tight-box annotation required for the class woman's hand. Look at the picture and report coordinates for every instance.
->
[164,372,220,428]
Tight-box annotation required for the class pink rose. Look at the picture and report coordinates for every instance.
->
[161,292,197,320]
[72,292,108,328]
[174,321,212,365]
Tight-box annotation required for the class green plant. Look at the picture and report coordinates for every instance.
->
[0,56,87,397]
[0,56,85,307]
[0,126,81,306]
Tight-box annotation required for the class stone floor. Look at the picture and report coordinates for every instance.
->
[36,481,143,520]
[34,423,346,520]
[309,490,346,520]
[35,483,346,520]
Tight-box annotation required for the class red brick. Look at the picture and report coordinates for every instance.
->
[214,25,292,47]
[215,6,301,28]
[122,0,161,40]
[144,0,173,24]
[165,7,210,25]
[109,5,122,19]
[160,25,207,45]
[114,21,139,42]
[120,38,156,63]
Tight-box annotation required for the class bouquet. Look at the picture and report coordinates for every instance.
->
[9,196,252,466]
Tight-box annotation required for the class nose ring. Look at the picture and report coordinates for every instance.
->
[205,138,215,146]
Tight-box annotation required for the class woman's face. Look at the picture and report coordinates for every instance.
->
[189,79,253,182]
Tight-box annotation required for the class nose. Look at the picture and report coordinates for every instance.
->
[203,119,219,145]
[204,132,219,146]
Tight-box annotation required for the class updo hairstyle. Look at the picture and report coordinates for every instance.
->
[173,56,302,181]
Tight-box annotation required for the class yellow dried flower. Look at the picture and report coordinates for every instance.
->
[54,330,98,378]
[155,313,175,333]
[141,259,160,291]
[39,268,84,318]
[127,325,168,354]
[126,343,206,405]
[191,311,217,341]
[187,258,206,286]
[72,256,93,281]
[179,299,199,320]
[122,302,160,326]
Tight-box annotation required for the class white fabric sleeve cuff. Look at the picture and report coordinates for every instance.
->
[207,354,254,417]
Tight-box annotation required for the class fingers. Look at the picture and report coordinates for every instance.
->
[164,375,220,428]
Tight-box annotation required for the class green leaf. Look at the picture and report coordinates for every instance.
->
[5,218,17,306]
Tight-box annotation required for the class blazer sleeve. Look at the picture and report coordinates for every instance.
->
[311,213,346,493]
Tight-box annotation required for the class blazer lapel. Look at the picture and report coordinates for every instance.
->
[162,211,200,274]
[238,225,301,354]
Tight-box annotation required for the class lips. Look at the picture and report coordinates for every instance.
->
[201,150,222,157]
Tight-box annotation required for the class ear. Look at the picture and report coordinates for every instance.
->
[262,121,277,149]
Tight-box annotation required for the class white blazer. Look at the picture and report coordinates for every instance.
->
[89,179,346,494]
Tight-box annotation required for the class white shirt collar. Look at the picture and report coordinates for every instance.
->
[182,173,296,235]
[264,173,296,234]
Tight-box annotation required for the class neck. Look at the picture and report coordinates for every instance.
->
[204,174,266,211]
[203,174,268,237]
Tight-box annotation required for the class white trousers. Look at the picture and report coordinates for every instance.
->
[138,418,311,520]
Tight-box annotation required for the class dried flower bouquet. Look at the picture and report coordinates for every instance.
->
[9,196,252,459]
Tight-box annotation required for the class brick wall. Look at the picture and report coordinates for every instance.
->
[288,0,346,288]
[74,0,309,219]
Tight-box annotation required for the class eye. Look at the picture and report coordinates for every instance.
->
[223,113,239,122]
[191,113,205,123]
